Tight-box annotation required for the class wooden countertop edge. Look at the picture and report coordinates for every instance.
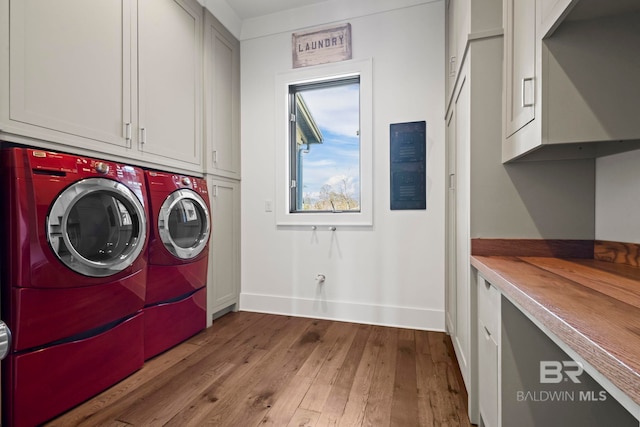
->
[470,255,640,417]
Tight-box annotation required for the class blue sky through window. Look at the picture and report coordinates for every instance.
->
[298,82,360,208]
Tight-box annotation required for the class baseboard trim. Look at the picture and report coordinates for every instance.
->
[239,292,445,331]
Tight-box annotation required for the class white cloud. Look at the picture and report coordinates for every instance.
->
[302,158,335,168]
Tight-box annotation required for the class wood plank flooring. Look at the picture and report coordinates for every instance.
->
[46,312,471,427]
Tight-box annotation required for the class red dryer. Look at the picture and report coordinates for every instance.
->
[143,170,211,360]
[0,148,149,427]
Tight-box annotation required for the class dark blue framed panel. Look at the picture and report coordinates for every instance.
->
[390,121,426,210]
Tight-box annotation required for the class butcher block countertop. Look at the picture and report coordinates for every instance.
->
[470,240,640,416]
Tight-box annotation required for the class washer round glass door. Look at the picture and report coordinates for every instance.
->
[158,189,210,260]
[47,178,147,277]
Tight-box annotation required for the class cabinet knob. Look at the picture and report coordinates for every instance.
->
[95,162,109,174]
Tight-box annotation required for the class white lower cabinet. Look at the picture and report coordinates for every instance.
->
[477,273,501,427]
[206,176,240,325]
[501,296,639,427]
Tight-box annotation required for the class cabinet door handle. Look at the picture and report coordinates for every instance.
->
[522,77,535,108]
[484,325,492,339]
[125,122,132,147]
[140,127,147,145]
[213,150,218,163]
[212,185,218,197]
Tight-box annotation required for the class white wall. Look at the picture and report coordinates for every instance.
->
[596,149,640,243]
[240,1,446,330]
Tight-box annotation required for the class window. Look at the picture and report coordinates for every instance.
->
[289,76,360,213]
[275,58,372,226]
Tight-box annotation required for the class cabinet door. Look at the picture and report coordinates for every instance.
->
[206,178,240,319]
[204,12,240,179]
[504,0,535,137]
[8,0,132,149]
[445,107,457,336]
[478,319,499,427]
[138,0,203,167]
[454,71,471,386]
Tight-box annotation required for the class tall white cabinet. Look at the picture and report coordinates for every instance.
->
[0,0,204,173]
[445,1,502,423]
[446,60,471,392]
[203,10,241,323]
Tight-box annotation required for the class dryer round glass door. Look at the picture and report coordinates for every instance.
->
[158,189,210,260]
[46,178,147,277]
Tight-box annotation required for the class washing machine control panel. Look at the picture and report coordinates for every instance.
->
[26,149,147,204]
[94,162,110,174]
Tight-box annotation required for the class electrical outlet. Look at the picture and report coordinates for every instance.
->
[265,200,273,212]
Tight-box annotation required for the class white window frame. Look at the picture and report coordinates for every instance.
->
[275,58,373,227]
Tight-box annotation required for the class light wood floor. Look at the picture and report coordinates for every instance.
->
[47,311,472,426]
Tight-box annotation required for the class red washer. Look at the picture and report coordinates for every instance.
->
[1,148,148,427]
[143,170,210,360]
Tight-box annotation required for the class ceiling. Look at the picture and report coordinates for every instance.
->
[224,0,330,19]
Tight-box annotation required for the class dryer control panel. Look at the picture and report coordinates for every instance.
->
[146,171,208,197]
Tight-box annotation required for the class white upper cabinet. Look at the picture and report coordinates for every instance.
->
[502,0,640,162]
[138,0,203,167]
[203,11,240,179]
[1,0,205,173]
[503,0,535,138]
[4,0,132,151]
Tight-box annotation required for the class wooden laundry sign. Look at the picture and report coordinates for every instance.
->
[292,23,352,68]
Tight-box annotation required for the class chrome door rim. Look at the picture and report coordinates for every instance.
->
[47,177,147,277]
[158,189,210,260]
